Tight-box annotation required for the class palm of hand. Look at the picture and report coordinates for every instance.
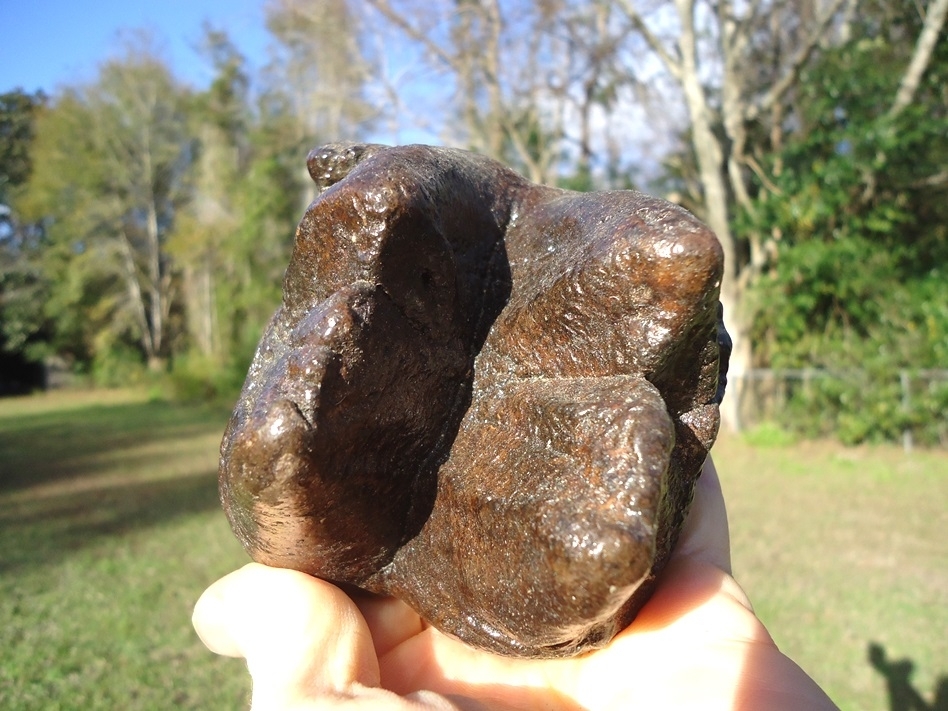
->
[193,460,837,710]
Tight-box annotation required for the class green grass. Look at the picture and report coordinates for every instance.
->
[715,433,948,711]
[0,390,251,709]
[1,390,945,710]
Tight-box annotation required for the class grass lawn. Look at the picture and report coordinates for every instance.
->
[714,432,948,711]
[0,390,945,709]
[0,390,251,709]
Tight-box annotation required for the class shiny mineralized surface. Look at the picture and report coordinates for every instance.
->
[219,142,731,658]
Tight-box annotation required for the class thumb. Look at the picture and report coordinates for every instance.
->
[193,563,380,709]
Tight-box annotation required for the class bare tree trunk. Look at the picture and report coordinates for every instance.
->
[145,196,163,369]
[669,0,749,429]
[616,0,851,430]
[183,260,216,357]
[482,0,505,160]
[616,0,745,427]
[118,230,156,362]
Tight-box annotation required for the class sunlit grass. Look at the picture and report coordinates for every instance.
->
[0,390,945,709]
[715,433,948,711]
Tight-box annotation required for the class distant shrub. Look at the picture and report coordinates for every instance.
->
[90,343,147,388]
[742,421,797,448]
[167,351,251,403]
[775,371,948,447]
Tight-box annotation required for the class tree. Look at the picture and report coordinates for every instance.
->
[364,0,635,186]
[0,89,49,389]
[888,0,948,117]
[170,26,301,385]
[263,0,377,152]
[557,2,635,188]
[170,28,252,359]
[612,0,879,428]
[0,89,44,207]
[240,0,382,230]
[17,42,192,372]
[734,0,948,442]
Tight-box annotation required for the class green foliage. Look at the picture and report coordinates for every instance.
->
[0,232,50,362]
[14,48,193,369]
[556,161,599,192]
[773,371,948,447]
[7,27,306,395]
[0,89,44,204]
[0,89,49,370]
[4,1,945,445]
[165,28,297,392]
[734,1,948,445]
[89,342,148,389]
[166,349,254,403]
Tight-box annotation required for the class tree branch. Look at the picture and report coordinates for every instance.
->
[888,0,948,119]
[745,154,783,195]
[614,0,683,81]
[745,0,849,122]
[910,169,948,188]
[726,0,764,57]
[365,0,461,74]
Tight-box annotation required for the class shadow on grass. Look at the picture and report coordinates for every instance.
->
[869,642,948,711]
[0,466,223,574]
[0,399,229,493]
[0,396,232,574]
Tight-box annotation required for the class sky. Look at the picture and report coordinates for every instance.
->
[0,0,272,95]
[0,0,654,169]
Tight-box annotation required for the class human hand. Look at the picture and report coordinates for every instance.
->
[193,457,838,710]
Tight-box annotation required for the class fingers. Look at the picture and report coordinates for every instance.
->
[193,564,461,710]
[193,563,380,708]
[351,592,428,658]
[673,455,732,573]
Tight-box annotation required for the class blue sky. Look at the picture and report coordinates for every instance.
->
[0,0,272,94]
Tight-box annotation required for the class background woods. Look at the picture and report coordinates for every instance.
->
[1,0,946,444]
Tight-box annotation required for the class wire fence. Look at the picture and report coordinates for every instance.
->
[733,368,948,451]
